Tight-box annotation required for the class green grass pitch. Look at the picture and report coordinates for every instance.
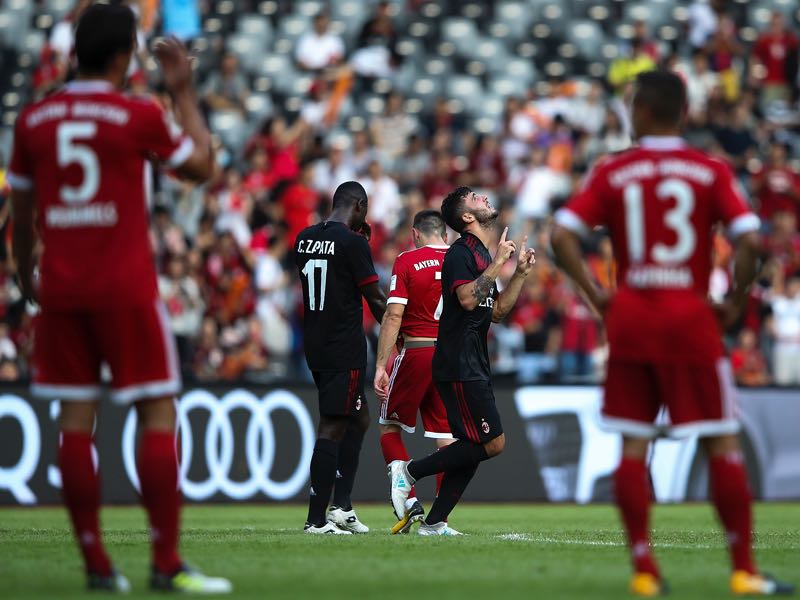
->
[0,504,797,599]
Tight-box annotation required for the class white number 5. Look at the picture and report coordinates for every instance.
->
[57,121,100,204]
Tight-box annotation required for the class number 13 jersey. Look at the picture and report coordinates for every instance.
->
[295,221,378,371]
[555,136,760,364]
[8,80,194,309]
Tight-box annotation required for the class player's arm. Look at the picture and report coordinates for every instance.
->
[492,236,536,323]
[361,281,387,323]
[154,38,213,182]
[455,227,517,311]
[373,303,404,400]
[10,188,36,301]
[550,225,608,314]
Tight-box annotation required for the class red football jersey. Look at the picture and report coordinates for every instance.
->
[387,244,448,338]
[8,80,193,309]
[555,136,760,363]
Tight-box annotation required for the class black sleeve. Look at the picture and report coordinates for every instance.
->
[346,234,379,287]
[443,244,478,295]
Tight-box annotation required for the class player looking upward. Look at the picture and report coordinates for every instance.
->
[295,181,386,534]
[373,210,456,534]
[8,3,230,593]
[551,70,794,597]
[388,188,535,535]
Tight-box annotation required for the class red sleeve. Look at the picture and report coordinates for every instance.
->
[752,37,768,62]
[7,111,33,191]
[713,160,760,237]
[387,253,409,305]
[554,159,610,236]
[132,99,194,168]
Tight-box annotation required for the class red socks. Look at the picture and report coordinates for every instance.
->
[614,457,660,578]
[138,430,182,575]
[380,431,416,500]
[710,453,756,574]
[59,432,112,576]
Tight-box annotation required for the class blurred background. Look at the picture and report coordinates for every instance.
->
[0,0,798,389]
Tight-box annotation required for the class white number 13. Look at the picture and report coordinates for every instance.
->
[623,178,696,264]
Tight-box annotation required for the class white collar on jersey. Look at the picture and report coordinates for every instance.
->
[425,245,449,249]
[64,80,115,94]
[638,136,686,150]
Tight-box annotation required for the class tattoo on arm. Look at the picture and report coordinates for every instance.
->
[472,274,494,304]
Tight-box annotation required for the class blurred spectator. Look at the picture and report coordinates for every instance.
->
[219,317,269,380]
[512,147,570,222]
[608,38,657,93]
[362,160,401,231]
[764,211,800,279]
[678,50,721,124]
[193,318,224,380]
[512,280,561,383]
[357,1,397,50]
[714,103,758,174]
[468,134,506,190]
[631,21,661,62]
[370,92,419,168]
[752,12,799,105]
[688,0,721,51]
[204,233,255,326]
[730,329,771,387]
[766,270,800,385]
[752,142,800,222]
[49,0,91,62]
[349,129,378,175]
[568,80,607,136]
[280,160,320,246]
[420,152,457,205]
[351,1,399,79]
[254,233,292,360]
[159,254,205,365]
[393,134,430,190]
[312,138,357,199]
[202,53,249,114]
[214,168,253,248]
[558,289,600,381]
[295,11,345,72]
[245,116,306,182]
[706,15,744,103]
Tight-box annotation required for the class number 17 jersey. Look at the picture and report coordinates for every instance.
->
[555,136,760,364]
[295,221,378,371]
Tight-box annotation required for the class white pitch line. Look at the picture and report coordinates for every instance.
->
[494,533,798,550]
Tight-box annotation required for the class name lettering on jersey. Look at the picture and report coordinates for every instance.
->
[413,259,441,271]
[46,203,118,228]
[390,275,397,291]
[26,102,130,128]
[609,160,715,188]
[71,102,129,126]
[626,265,693,289]
[297,240,336,255]
[26,103,68,128]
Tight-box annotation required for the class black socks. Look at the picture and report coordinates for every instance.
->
[306,438,339,526]
[407,439,489,481]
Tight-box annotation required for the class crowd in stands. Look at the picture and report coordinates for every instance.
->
[0,0,799,387]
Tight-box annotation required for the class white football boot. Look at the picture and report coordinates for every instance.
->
[418,521,463,536]
[326,506,370,534]
[388,460,413,520]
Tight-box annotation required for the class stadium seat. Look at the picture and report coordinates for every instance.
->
[277,14,311,45]
[441,17,479,56]
[44,0,72,19]
[236,14,273,42]
[488,75,528,98]
[445,74,485,114]
[209,110,247,151]
[226,33,268,73]
[567,20,604,59]
[256,54,299,95]
[245,93,274,122]
[494,2,534,42]
[622,0,675,30]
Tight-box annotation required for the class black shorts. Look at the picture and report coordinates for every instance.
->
[435,379,503,444]
[312,368,366,417]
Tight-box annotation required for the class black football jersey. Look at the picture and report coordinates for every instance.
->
[432,232,497,382]
[295,221,378,371]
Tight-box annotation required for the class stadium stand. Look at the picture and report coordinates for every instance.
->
[0,0,798,387]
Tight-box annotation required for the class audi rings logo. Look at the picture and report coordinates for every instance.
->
[122,389,315,501]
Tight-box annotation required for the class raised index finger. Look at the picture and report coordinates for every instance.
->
[500,227,508,244]
[519,235,528,253]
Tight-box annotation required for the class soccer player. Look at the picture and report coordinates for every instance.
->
[388,188,535,535]
[8,4,231,594]
[373,210,456,534]
[295,181,386,534]
[551,70,794,597]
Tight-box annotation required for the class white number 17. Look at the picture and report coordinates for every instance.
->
[301,259,328,311]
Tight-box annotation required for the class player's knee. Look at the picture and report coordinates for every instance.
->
[701,433,741,458]
[318,415,349,441]
[59,400,99,433]
[135,396,177,431]
[484,433,505,458]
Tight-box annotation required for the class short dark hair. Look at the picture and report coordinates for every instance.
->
[633,70,687,127]
[332,181,368,209]
[412,210,446,238]
[441,186,472,233]
[75,3,136,76]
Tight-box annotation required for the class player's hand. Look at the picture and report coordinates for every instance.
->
[514,236,536,277]
[358,221,372,241]
[153,37,194,95]
[493,227,517,266]
[373,365,390,401]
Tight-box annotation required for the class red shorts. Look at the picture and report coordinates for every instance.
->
[379,345,452,439]
[603,358,740,438]
[31,300,181,404]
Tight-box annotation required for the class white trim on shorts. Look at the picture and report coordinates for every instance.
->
[600,416,659,439]
[424,431,455,440]
[31,383,103,401]
[378,417,415,434]
[670,419,741,438]
[109,300,182,404]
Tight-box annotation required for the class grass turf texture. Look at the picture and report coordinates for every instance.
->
[0,504,797,599]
